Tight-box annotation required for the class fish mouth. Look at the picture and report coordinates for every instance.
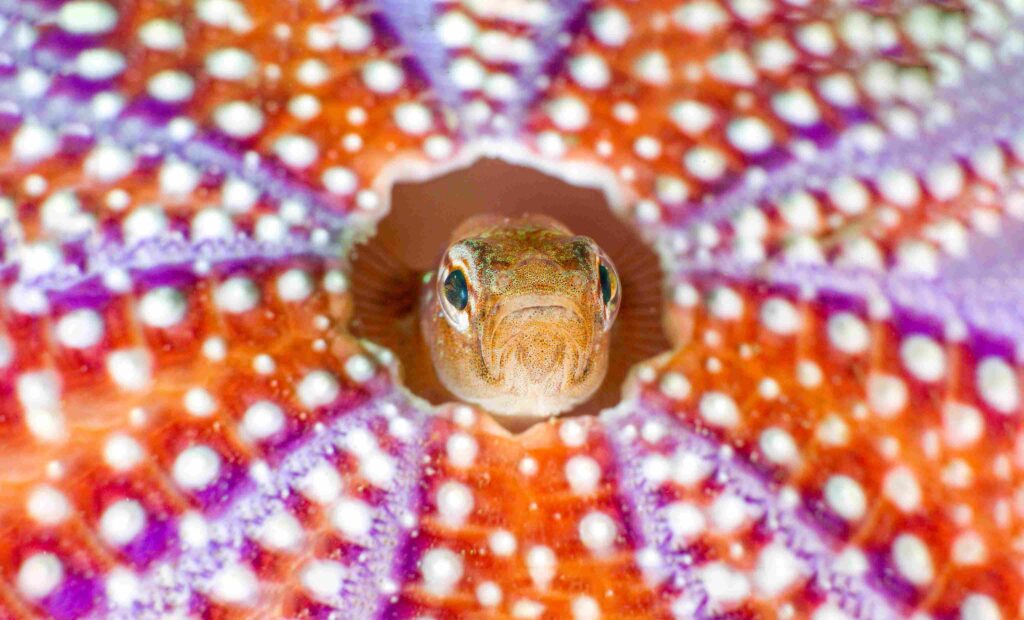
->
[483,296,592,391]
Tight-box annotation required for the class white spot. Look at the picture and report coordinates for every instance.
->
[943,402,984,448]
[684,146,727,181]
[257,510,303,552]
[633,50,670,85]
[708,286,743,320]
[17,552,63,600]
[476,581,502,607]
[883,466,921,513]
[298,464,342,504]
[59,1,117,35]
[710,494,748,533]
[180,387,215,417]
[242,401,284,441]
[84,144,136,182]
[759,427,799,466]
[659,372,691,400]
[273,134,318,169]
[446,433,478,468]
[564,455,601,495]
[824,475,866,521]
[172,445,222,490]
[276,269,313,302]
[664,501,706,541]
[147,70,194,103]
[760,297,800,335]
[727,117,774,154]
[589,7,631,46]
[27,485,70,526]
[321,167,357,196]
[977,357,1019,414]
[297,370,340,409]
[393,102,433,135]
[421,548,463,596]
[754,543,802,596]
[548,96,590,131]
[901,335,946,382]
[301,560,345,602]
[960,594,1003,620]
[572,595,601,620]
[362,59,404,94]
[489,529,517,556]
[99,499,147,547]
[211,564,258,605]
[578,511,617,553]
[13,124,59,164]
[55,308,103,349]
[699,392,740,428]
[867,373,908,417]
[827,313,870,355]
[892,533,934,586]
[330,497,374,539]
[670,100,715,135]
[104,433,143,471]
[139,287,187,329]
[105,566,140,607]
[213,101,264,139]
[139,19,185,51]
[699,562,751,604]
[878,168,921,208]
[205,48,255,81]
[436,481,474,528]
[559,419,587,447]
[568,53,610,89]
[526,545,556,590]
[75,48,125,80]
[344,354,375,383]
[435,11,476,48]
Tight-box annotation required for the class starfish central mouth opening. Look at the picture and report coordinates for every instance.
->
[347,157,669,432]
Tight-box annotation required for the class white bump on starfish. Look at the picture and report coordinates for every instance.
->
[139,18,185,51]
[892,533,934,587]
[17,552,64,600]
[824,474,867,521]
[27,485,70,526]
[526,545,556,590]
[579,511,617,554]
[421,547,464,596]
[99,499,147,547]
[882,466,922,513]
[436,481,474,528]
[942,402,984,448]
[976,357,1020,414]
[699,391,741,428]
[59,1,118,35]
[173,445,222,491]
[297,370,341,409]
[205,48,256,81]
[564,455,601,495]
[900,334,947,382]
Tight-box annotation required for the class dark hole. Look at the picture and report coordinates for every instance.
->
[348,158,669,431]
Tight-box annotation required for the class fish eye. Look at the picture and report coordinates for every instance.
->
[443,268,469,311]
[599,263,613,304]
[595,254,620,327]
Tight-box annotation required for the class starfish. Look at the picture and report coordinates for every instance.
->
[0,0,1022,618]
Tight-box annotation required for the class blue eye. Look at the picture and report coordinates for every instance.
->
[444,269,468,310]
[599,263,613,304]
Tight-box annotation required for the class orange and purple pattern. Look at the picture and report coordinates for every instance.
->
[0,0,1023,618]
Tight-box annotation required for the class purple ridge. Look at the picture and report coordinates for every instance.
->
[0,49,349,233]
[500,0,590,135]
[601,398,902,619]
[374,0,465,124]
[94,387,433,619]
[671,16,1024,231]
[5,232,341,298]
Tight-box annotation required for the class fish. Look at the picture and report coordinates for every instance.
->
[0,0,1022,619]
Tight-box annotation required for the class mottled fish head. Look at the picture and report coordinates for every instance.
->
[422,214,620,417]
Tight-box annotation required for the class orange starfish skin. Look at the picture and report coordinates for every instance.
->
[0,0,1023,618]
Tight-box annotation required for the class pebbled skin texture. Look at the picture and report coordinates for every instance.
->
[0,0,1023,619]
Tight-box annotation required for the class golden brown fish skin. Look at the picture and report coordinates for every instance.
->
[421,214,619,417]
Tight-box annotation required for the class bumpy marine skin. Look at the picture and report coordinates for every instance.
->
[2,0,1024,619]
[421,214,618,417]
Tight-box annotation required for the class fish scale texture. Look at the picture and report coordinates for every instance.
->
[0,0,1023,619]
